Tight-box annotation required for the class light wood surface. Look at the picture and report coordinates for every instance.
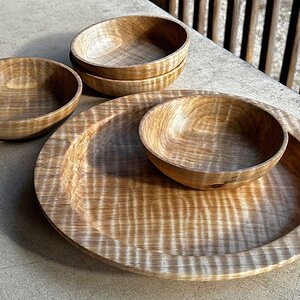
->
[35,90,300,281]
[70,54,186,97]
[211,0,220,44]
[197,0,208,34]
[169,0,178,18]
[264,0,280,75]
[287,4,300,88]
[279,0,300,88]
[71,15,190,80]
[229,0,241,53]
[139,96,288,190]
[182,0,193,26]
[245,0,260,64]
[0,57,82,140]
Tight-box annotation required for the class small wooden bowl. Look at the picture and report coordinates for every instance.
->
[0,57,82,140]
[70,54,186,97]
[70,15,190,80]
[139,95,289,190]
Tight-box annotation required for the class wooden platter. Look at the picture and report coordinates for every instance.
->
[35,90,300,281]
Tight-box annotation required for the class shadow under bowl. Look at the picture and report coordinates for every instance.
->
[139,95,289,190]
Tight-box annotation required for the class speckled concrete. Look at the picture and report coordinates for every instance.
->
[0,0,300,299]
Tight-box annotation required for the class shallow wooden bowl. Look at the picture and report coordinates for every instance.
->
[139,95,288,190]
[70,54,186,97]
[0,57,82,140]
[70,15,190,80]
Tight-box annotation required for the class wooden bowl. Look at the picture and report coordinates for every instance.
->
[0,57,82,140]
[70,15,190,80]
[139,95,289,190]
[70,53,186,97]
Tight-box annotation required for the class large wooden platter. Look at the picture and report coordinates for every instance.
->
[35,90,300,281]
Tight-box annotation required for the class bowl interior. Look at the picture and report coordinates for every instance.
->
[72,16,188,67]
[141,96,285,172]
[0,58,79,121]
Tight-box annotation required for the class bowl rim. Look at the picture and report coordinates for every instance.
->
[139,95,289,175]
[70,14,191,70]
[70,51,187,83]
[0,57,82,124]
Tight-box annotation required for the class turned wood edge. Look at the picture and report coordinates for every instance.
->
[36,197,300,281]
[70,14,192,67]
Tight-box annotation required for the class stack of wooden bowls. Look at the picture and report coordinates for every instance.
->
[70,15,191,97]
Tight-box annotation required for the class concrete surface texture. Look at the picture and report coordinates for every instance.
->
[0,0,300,299]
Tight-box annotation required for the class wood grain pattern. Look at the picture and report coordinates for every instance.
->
[211,0,220,44]
[35,90,300,281]
[70,54,186,97]
[139,96,288,190]
[264,0,280,75]
[258,0,280,74]
[182,0,192,26]
[245,0,260,64]
[0,57,82,140]
[240,0,260,64]
[287,4,300,88]
[71,15,190,80]
[197,0,208,34]
[169,0,178,18]
[279,0,300,88]
[229,0,241,53]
